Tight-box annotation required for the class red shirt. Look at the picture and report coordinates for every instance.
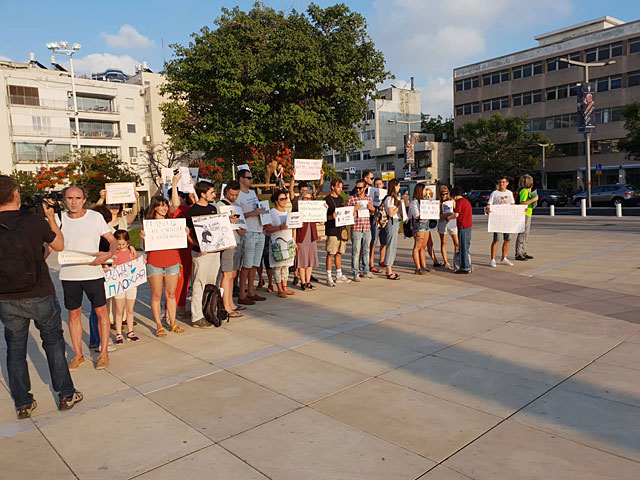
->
[454,197,472,229]
[145,209,183,268]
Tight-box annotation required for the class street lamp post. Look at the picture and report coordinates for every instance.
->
[559,57,615,208]
[44,138,53,167]
[388,119,422,175]
[47,41,82,152]
[537,143,549,189]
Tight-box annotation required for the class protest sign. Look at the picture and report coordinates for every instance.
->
[104,257,146,299]
[258,200,272,225]
[286,211,303,229]
[192,214,236,253]
[105,182,136,204]
[299,201,327,223]
[425,185,436,199]
[419,200,441,220]
[142,218,187,251]
[58,250,98,265]
[189,167,199,184]
[218,204,247,231]
[487,204,527,234]
[357,200,370,218]
[178,167,195,193]
[441,200,457,230]
[294,159,323,180]
[368,187,387,207]
[161,168,174,184]
[335,206,355,227]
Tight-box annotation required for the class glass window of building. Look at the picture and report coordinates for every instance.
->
[547,52,580,71]
[482,69,508,86]
[362,151,371,160]
[71,95,113,112]
[630,38,640,54]
[629,71,640,87]
[125,97,134,109]
[586,42,623,63]
[127,124,136,133]
[349,152,360,162]
[8,85,39,106]
[129,147,137,157]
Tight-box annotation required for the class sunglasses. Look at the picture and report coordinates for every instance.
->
[242,176,253,180]
[277,197,287,201]
[356,186,365,190]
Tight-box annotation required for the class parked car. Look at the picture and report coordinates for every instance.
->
[572,184,640,207]
[535,189,569,208]
[464,190,492,207]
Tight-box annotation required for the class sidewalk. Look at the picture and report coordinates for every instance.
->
[1,217,639,479]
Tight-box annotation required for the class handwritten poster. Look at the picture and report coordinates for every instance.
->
[368,187,387,207]
[357,200,370,218]
[178,167,195,194]
[58,250,97,265]
[258,200,272,225]
[419,200,441,220]
[218,204,247,231]
[286,211,303,229]
[442,200,457,230]
[104,257,147,299]
[299,201,327,223]
[335,206,355,227]
[142,218,187,251]
[487,204,527,234]
[294,159,323,180]
[192,214,236,253]
[105,182,136,204]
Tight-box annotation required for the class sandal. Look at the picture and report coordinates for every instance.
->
[228,311,244,318]
[433,261,444,268]
[278,292,287,298]
[444,262,453,270]
[234,306,247,311]
[386,273,401,280]
[308,283,317,290]
[114,334,124,345]
[126,331,140,342]
[267,285,274,293]
[285,290,296,295]
[155,327,167,337]
[370,266,381,273]
[170,324,184,334]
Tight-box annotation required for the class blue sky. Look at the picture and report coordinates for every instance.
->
[0,0,637,117]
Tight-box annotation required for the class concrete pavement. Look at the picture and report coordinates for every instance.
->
[1,215,639,479]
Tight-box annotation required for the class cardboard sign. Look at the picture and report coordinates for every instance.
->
[487,204,527,234]
[218,204,247,231]
[368,187,387,207]
[178,166,195,194]
[58,250,98,265]
[142,218,187,251]
[105,182,136,204]
[357,200,370,218]
[192,214,236,253]
[104,257,146,299]
[419,200,441,220]
[442,200,457,230]
[335,206,355,227]
[299,201,327,223]
[258,200,272,225]
[286,211,303,229]
[294,159,323,180]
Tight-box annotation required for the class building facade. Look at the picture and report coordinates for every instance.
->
[453,16,640,189]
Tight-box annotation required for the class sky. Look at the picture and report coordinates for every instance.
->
[0,0,638,118]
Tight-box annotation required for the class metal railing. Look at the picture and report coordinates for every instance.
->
[11,126,73,137]
[9,95,119,113]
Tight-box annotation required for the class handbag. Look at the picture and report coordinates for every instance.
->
[271,236,295,261]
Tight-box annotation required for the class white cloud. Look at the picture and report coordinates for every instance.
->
[0,55,11,61]
[67,53,141,76]
[101,25,153,49]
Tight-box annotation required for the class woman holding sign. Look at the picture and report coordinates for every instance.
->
[264,190,297,298]
[437,185,459,270]
[296,191,319,291]
[408,184,434,275]
[383,179,402,280]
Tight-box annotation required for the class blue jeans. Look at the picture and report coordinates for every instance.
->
[89,309,99,347]
[458,227,472,272]
[0,296,75,408]
[351,230,371,276]
[384,220,399,266]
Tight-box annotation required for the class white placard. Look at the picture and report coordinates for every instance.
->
[357,200,370,218]
[178,167,195,193]
[192,214,236,253]
[161,168,174,184]
[442,200,457,230]
[299,201,327,223]
[368,187,387,207]
[487,204,527,234]
[286,211,303,229]
[104,257,146,299]
[419,200,441,220]
[401,202,408,221]
[294,159,323,180]
[237,164,250,172]
[258,200,272,225]
[105,182,136,204]
[58,250,98,265]
[142,218,187,251]
[335,206,355,227]
[218,204,247,231]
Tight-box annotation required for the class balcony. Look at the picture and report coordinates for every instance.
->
[12,126,72,138]
[9,95,69,110]
[9,95,119,113]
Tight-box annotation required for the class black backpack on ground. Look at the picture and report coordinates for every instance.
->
[202,284,228,327]
[0,216,41,294]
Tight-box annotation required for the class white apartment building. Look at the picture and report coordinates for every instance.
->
[0,55,159,201]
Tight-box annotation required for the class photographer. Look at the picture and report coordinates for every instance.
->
[0,176,82,419]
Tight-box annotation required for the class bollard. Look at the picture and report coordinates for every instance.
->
[616,203,622,217]
[581,199,587,217]
[550,205,555,217]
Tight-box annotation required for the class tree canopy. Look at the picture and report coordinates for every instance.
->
[619,103,640,163]
[160,2,391,167]
[453,114,552,180]
[421,115,453,142]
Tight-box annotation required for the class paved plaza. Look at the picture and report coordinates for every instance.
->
[1,215,640,479]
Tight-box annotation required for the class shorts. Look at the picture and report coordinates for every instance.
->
[242,231,265,269]
[221,238,243,273]
[437,220,458,235]
[62,278,106,311]
[326,235,347,255]
[412,220,431,233]
[114,286,137,300]
[378,226,388,246]
[492,232,511,242]
[262,236,272,270]
[147,263,180,277]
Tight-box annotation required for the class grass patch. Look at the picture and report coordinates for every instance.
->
[128,226,142,251]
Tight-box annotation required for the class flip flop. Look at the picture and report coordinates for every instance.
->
[386,273,401,280]
[370,266,381,273]
[228,311,244,318]
[285,290,296,295]
[234,306,247,311]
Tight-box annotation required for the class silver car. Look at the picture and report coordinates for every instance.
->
[573,184,640,207]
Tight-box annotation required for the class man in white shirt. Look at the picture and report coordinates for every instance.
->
[59,186,117,370]
[485,176,515,267]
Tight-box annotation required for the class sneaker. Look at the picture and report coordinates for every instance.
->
[95,353,109,370]
[310,275,319,282]
[94,343,117,353]
[524,254,534,259]
[501,258,514,266]
[489,259,497,268]
[363,272,374,279]
[58,391,83,411]
[515,255,528,261]
[192,318,214,329]
[16,399,37,419]
[68,356,86,371]
[336,275,351,284]
[454,269,471,274]
[352,274,361,282]
[327,277,336,287]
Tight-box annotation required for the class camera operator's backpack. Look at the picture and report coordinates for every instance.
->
[373,195,390,229]
[0,216,41,294]
[202,284,228,327]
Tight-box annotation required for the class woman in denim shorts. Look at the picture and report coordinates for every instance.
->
[409,184,436,275]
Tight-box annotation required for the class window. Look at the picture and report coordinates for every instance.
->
[73,120,117,138]
[455,102,480,116]
[512,62,543,79]
[549,143,580,157]
[595,107,622,124]
[512,90,542,107]
[14,142,70,163]
[592,139,620,155]
[596,75,622,92]
[586,42,623,63]
[631,38,640,54]
[31,116,51,131]
[8,85,39,106]
[129,147,137,157]
[483,97,509,111]
[365,110,375,120]
[127,124,136,133]
[73,95,113,112]
[362,151,371,160]
[349,152,360,162]
[482,70,509,86]
[363,130,376,141]
[547,52,580,71]
[125,98,134,109]
[455,76,479,91]
[628,71,640,88]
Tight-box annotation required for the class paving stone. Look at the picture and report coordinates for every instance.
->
[597,342,640,371]
[0,429,75,479]
[561,362,640,407]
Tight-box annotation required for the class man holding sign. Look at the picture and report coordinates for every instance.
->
[324,178,351,286]
[485,176,516,268]
[347,179,375,281]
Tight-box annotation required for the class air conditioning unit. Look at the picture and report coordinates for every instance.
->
[143,135,151,143]
[130,157,138,164]
[365,120,371,125]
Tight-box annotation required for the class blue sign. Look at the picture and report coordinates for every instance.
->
[595,164,602,171]
[349,167,356,174]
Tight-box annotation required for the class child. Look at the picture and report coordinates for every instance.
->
[485,176,515,267]
[450,186,472,274]
[112,230,140,344]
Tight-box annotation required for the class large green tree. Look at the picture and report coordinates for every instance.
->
[619,103,640,162]
[453,114,552,180]
[160,2,391,164]
[421,115,453,142]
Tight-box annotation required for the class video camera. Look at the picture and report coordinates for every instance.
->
[21,192,64,216]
